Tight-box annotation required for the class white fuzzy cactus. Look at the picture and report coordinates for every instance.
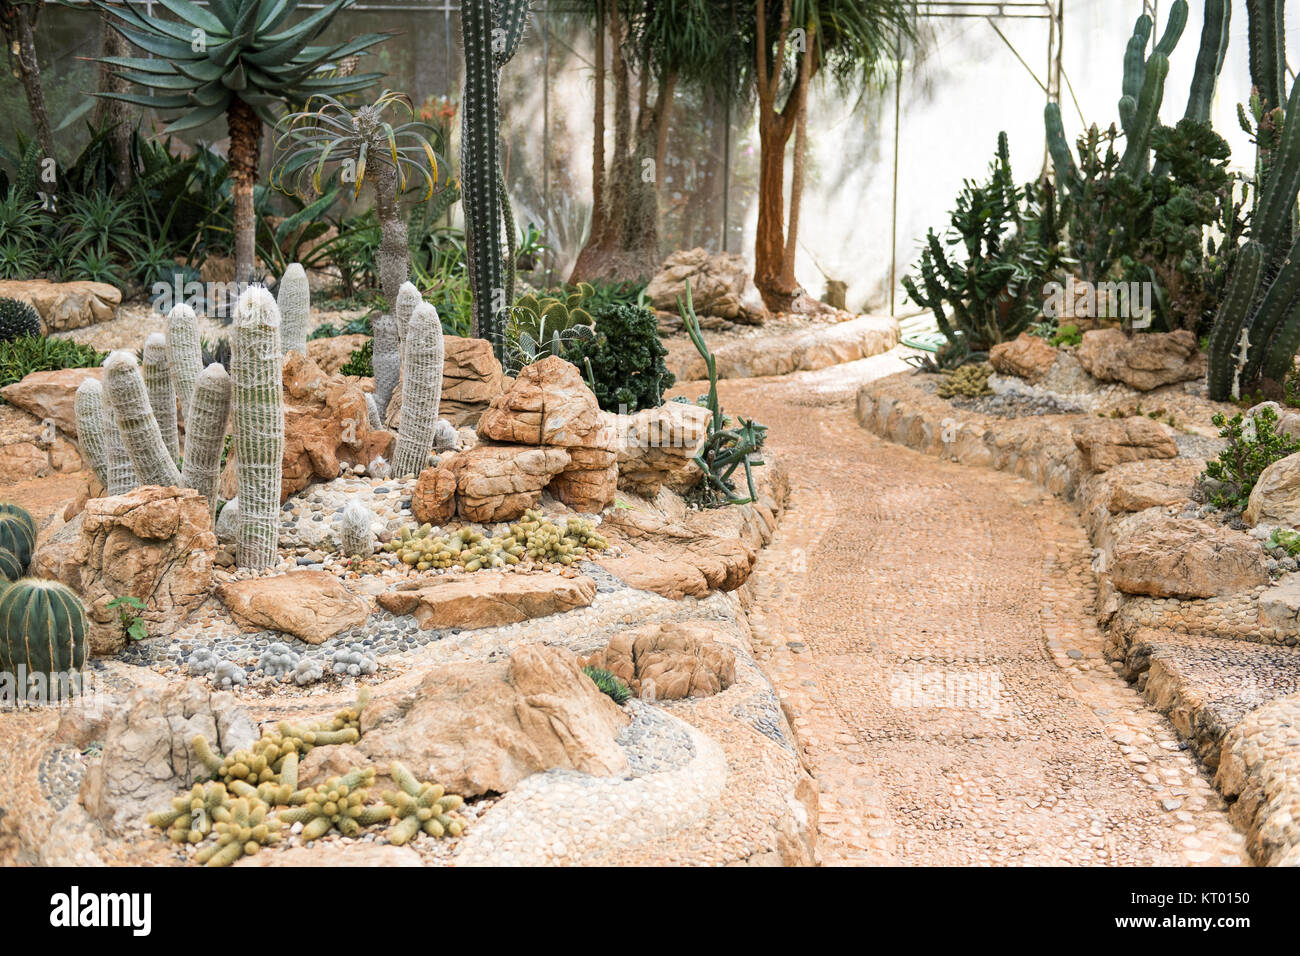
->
[180,363,232,522]
[230,286,285,570]
[372,311,401,416]
[105,439,138,496]
[277,263,310,357]
[166,302,203,424]
[339,499,375,557]
[73,377,111,489]
[394,280,422,346]
[364,391,383,430]
[391,303,444,477]
[142,332,181,464]
[103,350,183,487]
[433,418,458,452]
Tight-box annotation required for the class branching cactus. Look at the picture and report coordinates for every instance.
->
[372,311,401,416]
[73,378,111,490]
[142,332,181,465]
[230,286,285,570]
[166,302,203,424]
[277,263,310,357]
[392,302,444,477]
[340,499,375,557]
[103,350,183,487]
[394,280,422,346]
[180,364,233,521]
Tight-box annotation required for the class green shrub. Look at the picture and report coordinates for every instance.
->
[583,665,632,705]
[0,336,106,394]
[564,303,673,412]
[339,338,374,377]
[1201,407,1300,511]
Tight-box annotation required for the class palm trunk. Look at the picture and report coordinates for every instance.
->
[372,156,409,305]
[569,0,607,283]
[227,99,262,285]
[2,5,54,161]
[782,25,813,284]
[93,9,133,190]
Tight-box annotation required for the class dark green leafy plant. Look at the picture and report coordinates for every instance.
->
[583,666,632,705]
[1201,406,1300,510]
[106,595,148,642]
[339,338,373,377]
[0,336,106,393]
[563,302,673,413]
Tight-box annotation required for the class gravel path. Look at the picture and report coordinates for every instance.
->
[691,352,1250,866]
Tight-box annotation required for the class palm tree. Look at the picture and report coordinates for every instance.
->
[0,0,54,159]
[92,0,388,283]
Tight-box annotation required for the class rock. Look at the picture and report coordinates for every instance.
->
[305,333,369,374]
[675,314,897,381]
[989,332,1059,383]
[79,680,256,836]
[597,507,758,599]
[410,464,458,525]
[357,644,628,797]
[235,844,424,867]
[548,420,618,513]
[77,486,216,655]
[442,443,571,523]
[1101,460,1201,513]
[1108,512,1268,599]
[28,512,84,588]
[1244,452,1300,527]
[477,355,603,447]
[583,621,736,700]
[0,279,121,331]
[217,570,369,644]
[644,248,769,324]
[1248,401,1300,443]
[0,367,102,436]
[384,336,505,429]
[1076,328,1205,390]
[1258,573,1300,628]
[0,428,84,483]
[1072,416,1178,473]
[376,571,597,630]
[614,402,711,496]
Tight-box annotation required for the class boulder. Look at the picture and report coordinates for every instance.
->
[548,419,619,513]
[597,507,758,599]
[0,429,83,483]
[676,314,897,381]
[28,512,84,588]
[77,486,216,655]
[1248,401,1300,443]
[384,336,505,429]
[0,279,120,331]
[1076,328,1205,391]
[305,333,369,375]
[989,332,1058,383]
[477,355,603,447]
[442,443,571,523]
[644,248,769,324]
[582,621,736,700]
[357,644,628,797]
[1072,416,1178,473]
[410,464,458,525]
[1258,573,1300,629]
[217,570,369,644]
[1108,512,1268,599]
[0,367,102,436]
[1244,452,1300,527]
[614,402,710,496]
[376,571,597,630]
[1107,471,1196,513]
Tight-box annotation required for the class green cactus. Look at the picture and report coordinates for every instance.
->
[142,332,181,465]
[147,781,232,845]
[1247,0,1287,113]
[277,263,310,357]
[73,378,111,490]
[936,363,994,399]
[180,364,233,522]
[381,761,466,844]
[194,797,282,867]
[0,505,35,568]
[0,548,21,583]
[166,303,203,425]
[0,297,40,342]
[102,350,183,488]
[504,290,596,372]
[391,302,445,477]
[1185,0,1231,124]
[381,510,607,570]
[280,767,389,840]
[275,686,371,751]
[0,578,88,683]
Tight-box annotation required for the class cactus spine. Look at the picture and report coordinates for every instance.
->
[180,363,233,521]
[277,263,310,357]
[392,303,444,477]
[142,332,181,465]
[372,311,401,417]
[103,350,183,487]
[73,378,111,490]
[0,578,87,684]
[340,499,375,557]
[230,287,285,570]
[165,303,203,425]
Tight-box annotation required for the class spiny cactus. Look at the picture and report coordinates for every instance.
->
[0,505,32,569]
[230,286,285,570]
[937,363,994,399]
[0,297,41,342]
[73,378,111,490]
[394,280,422,346]
[1185,0,1230,123]
[277,263,310,357]
[194,797,282,867]
[391,302,444,477]
[382,761,466,844]
[102,350,183,487]
[371,311,400,417]
[147,781,232,844]
[142,332,181,465]
[165,303,203,425]
[0,578,88,683]
[276,686,371,750]
[179,363,233,521]
[364,392,383,430]
[280,767,389,840]
[192,729,301,805]
[381,510,607,570]
[0,548,21,583]
[339,499,375,557]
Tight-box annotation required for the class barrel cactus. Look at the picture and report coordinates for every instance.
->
[73,378,112,490]
[102,350,183,487]
[391,302,444,477]
[277,263,310,357]
[143,332,181,464]
[166,303,204,424]
[0,297,41,342]
[0,504,35,569]
[339,499,375,557]
[180,363,233,521]
[0,548,22,583]
[0,578,88,684]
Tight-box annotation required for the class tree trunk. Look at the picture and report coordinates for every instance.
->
[93,10,133,191]
[782,23,813,285]
[2,5,54,162]
[227,99,262,285]
[569,0,607,283]
[371,155,409,306]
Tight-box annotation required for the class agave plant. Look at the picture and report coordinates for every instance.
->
[273,89,448,306]
[92,0,388,284]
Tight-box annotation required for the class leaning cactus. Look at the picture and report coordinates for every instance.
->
[142,332,181,465]
[391,303,445,477]
[277,263,310,357]
[0,578,88,684]
[230,286,285,570]
[180,363,233,521]
[166,302,203,424]
[339,499,375,557]
[102,350,183,488]
[371,311,400,417]
[73,378,111,489]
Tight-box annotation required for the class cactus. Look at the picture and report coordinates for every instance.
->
[179,364,233,521]
[277,263,310,357]
[382,761,466,844]
[142,332,181,465]
[102,350,183,488]
[194,797,282,867]
[394,280,422,346]
[0,510,33,572]
[73,378,111,490]
[364,392,383,430]
[371,311,400,416]
[382,509,607,570]
[192,729,301,804]
[280,767,389,840]
[0,548,21,583]
[165,303,203,425]
[275,686,370,750]
[391,303,445,476]
[0,297,41,342]
[1248,0,1287,113]
[147,781,232,844]
[230,286,285,570]
[1185,0,1230,123]
[0,578,88,683]
[339,499,375,557]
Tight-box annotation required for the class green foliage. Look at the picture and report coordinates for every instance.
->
[339,339,373,377]
[0,578,88,684]
[1201,407,1300,510]
[504,286,596,372]
[106,595,148,643]
[1051,322,1082,347]
[308,315,373,340]
[563,303,673,412]
[0,298,41,342]
[0,336,106,395]
[1267,527,1300,556]
[936,363,994,399]
[583,666,632,705]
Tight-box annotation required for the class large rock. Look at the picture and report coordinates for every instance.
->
[1072,416,1178,473]
[1108,512,1268,599]
[77,486,216,655]
[305,333,369,375]
[0,279,120,331]
[0,367,102,437]
[442,443,570,523]
[376,571,596,630]
[1076,328,1205,390]
[597,507,758,599]
[477,355,602,447]
[1258,573,1300,629]
[582,621,736,700]
[644,248,768,324]
[410,463,458,525]
[989,332,1059,383]
[217,570,369,644]
[0,428,83,483]
[615,402,710,496]
[676,314,897,381]
[1244,452,1300,527]
[29,512,84,587]
[79,680,257,836]
[357,644,628,797]
[384,336,505,429]
[548,421,618,513]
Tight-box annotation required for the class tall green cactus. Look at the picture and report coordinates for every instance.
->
[1247,0,1287,113]
[391,302,444,477]
[166,303,203,425]
[73,378,111,490]
[1186,0,1231,123]
[103,350,183,488]
[142,332,181,465]
[277,263,310,357]
[0,578,87,686]
[230,287,285,570]
[180,363,233,522]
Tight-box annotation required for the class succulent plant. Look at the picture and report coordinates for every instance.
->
[147,781,233,845]
[583,665,632,705]
[329,643,377,677]
[292,657,324,685]
[381,761,466,844]
[381,510,607,570]
[276,263,310,357]
[936,363,994,399]
[212,660,247,689]
[73,378,112,490]
[275,686,371,749]
[102,350,183,487]
[166,303,203,425]
[194,797,282,867]
[0,297,41,342]
[393,281,422,345]
[142,332,181,465]
[186,647,222,677]
[280,767,389,840]
[0,578,88,683]
[371,311,400,418]
[339,500,375,558]
[391,302,444,477]
[0,504,35,569]
[504,289,596,372]
[179,363,233,522]
[0,547,22,583]
[258,642,302,679]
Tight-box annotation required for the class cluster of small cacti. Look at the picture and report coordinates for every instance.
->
[258,642,301,678]
[339,500,376,558]
[936,363,994,399]
[279,767,389,839]
[213,660,247,689]
[275,686,371,751]
[381,510,608,572]
[381,761,466,843]
[514,511,609,564]
[293,657,324,685]
[330,643,377,677]
[0,297,41,341]
[186,646,221,677]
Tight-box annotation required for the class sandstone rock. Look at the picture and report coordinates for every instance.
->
[78,486,216,655]
[548,419,618,512]
[28,512,84,588]
[1072,416,1178,473]
[217,570,369,644]
[305,333,369,374]
[410,464,457,525]
[1105,462,1198,513]
[384,336,505,429]
[1248,401,1300,443]
[989,332,1058,383]
[236,844,424,867]
[0,367,102,436]
[583,621,736,700]
[0,279,120,331]
[357,644,628,797]
[597,507,757,599]
[442,443,570,522]
[644,248,768,324]
[293,742,372,790]
[1076,328,1205,390]
[376,571,596,630]
[477,355,603,447]
[676,314,897,381]
[1258,573,1300,629]
[1244,452,1300,527]
[615,402,710,496]
[0,428,83,483]
[1108,512,1268,599]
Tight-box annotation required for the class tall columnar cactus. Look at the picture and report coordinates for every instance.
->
[394,280,422,346]
[105,441,138,497]
[180,364,233,522]
[142,332,181,465]
[0,579,88,684]
[1247,0,1287,112]
[339,499,375,557]
[277,263,310,357]
[73,378,111,490]
[1185,0,1230,123]
[230,286,285,570]
[166,303,203,425]
[103,351,183,488]
[372,311,401,416]
[392,303,445,477]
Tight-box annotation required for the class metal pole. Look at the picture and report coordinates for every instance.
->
[889,27,902,317]
[541,1,550,285]
[721,88,730,253]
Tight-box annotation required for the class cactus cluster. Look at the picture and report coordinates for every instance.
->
[278,767,389,839]
[382,510,608,571]
[179,363,233,521]
[382,761,466,844]
[936,363,994,399]
[165,303,203,423]
[194,797,282,867]
[142,333,181,465]
[147,781,236,845]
